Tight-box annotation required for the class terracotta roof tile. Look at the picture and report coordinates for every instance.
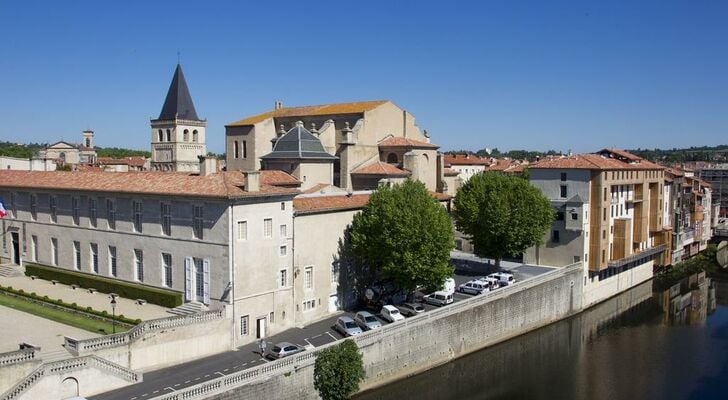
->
[530,152,664,171]
[294,191,451,214]
[0,170,299,199]
[443,168,460,176]
[227,100,389,126]
[351,161,411,176]
[377,137,439,149]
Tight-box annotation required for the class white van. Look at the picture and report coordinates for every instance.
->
[423,291,454,306]
[440,278,456,294]
[489,272,516,286]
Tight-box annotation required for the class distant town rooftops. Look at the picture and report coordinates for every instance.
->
[227,100,389,127]
[0,169,300,199]
[443,154,489,166]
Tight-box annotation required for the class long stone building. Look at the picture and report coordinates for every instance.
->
[0,64,452,347]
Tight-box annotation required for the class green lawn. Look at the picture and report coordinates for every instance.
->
[0,292,128,335]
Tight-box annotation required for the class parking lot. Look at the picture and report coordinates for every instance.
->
[93,255,555,400]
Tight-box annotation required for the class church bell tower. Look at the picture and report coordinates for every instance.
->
[151,64,207,172]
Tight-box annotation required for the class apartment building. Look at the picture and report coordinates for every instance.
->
[697,164,728,218]
[524,149,670,306]
[664,168,713,261]
[443,154,488,183]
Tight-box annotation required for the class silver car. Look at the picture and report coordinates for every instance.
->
[334,316,363,336]
[354,311,382,331]
[265,342,305,360]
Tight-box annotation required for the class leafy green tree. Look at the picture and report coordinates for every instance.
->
[314,340,366,400]
[453,172,553,266]
[350,179,455,293]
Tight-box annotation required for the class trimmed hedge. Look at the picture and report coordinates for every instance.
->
[0,285,141,325]
[24,263,183,308]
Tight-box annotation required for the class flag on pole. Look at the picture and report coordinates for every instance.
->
[0,199,7,218]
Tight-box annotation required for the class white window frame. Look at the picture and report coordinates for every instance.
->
[161,202,172,236]
[304,266,313,291]
[31,235,38,262]
[133,200,143,233]
[162,252,173,287]
[240,315,249,336]
[109,246,117,277]
[89,198,97,228]
[73,241,81,270]
[192,205,204,239]
[90,243,98,273]
[237,220,247,241]
[279,268,288,288]
[279,224,287,238]
[263,218,273,238]
[106,199,116,230]
[51,238,58,265]
[72,197,80,225]
[279,245,287,257]
[134,249,144,282]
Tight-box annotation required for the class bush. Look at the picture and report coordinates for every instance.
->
[24,263,182,307]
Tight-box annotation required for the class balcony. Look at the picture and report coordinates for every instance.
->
[607,244,667,269]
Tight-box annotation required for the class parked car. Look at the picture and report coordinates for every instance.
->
[477,276,501,290]
[458,280,489,295]
[265,342,305,360]
[489,272,516,286]
[354,311,382,330]
[398,302,425,317]
[380,305,405,323]
[422,291,454,306]
[334,316,363,337]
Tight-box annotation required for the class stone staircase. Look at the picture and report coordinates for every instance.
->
[166,302,208,316]
[41,349,74,363]
[0,263,23,277]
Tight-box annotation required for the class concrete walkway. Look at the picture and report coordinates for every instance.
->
[0,304,99,354]
[0,275,170,321]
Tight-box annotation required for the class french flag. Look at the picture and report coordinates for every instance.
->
[0,199,6,218]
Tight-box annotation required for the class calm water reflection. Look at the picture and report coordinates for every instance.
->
[357,279,728,400]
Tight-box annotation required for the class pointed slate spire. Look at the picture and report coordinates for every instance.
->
[158,64,200,121]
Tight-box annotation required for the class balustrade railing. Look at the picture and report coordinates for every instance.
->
[0,349,37,367]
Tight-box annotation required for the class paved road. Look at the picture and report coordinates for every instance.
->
[92,255,553,400]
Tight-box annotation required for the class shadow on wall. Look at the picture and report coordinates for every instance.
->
[333,225,373,311]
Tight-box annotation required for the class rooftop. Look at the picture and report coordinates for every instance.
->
[530,150,663,171]
[443,154,489,166]
[228,100,389,127]
[293,190,451,214]
[156,64,201,121]
[260,124,337,161]
[0,170,299,199]
[351,161,410,176]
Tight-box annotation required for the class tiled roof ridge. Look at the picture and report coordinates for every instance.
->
[228,100,389,127]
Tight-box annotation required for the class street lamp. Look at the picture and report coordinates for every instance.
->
[110,296,117,334]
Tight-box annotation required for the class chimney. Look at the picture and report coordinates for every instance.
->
[245,171,260,192]
[199,156,217,176]
[274,101,283,110]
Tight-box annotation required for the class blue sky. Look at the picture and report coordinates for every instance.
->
[1,1,726,154]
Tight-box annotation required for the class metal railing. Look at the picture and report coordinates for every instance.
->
[607,244,667,269]
[66,309,225,353]
[0,355,141,400]
[151,263,583,400]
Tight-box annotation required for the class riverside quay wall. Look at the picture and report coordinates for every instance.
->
[154,263,584,400]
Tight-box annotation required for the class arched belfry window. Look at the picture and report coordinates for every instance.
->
[158,130,163,142]
[183,129,189,142]
[166,129,171,142]
[193,130,199,142]
[234,141,240,158]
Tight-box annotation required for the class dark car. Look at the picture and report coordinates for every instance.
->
[265,342,305,360]
[397,302,425,317]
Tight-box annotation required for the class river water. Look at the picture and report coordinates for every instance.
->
[356,279,728,400]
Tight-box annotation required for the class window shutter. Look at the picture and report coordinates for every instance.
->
[185,257,193,302]
[203,259,211,305]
